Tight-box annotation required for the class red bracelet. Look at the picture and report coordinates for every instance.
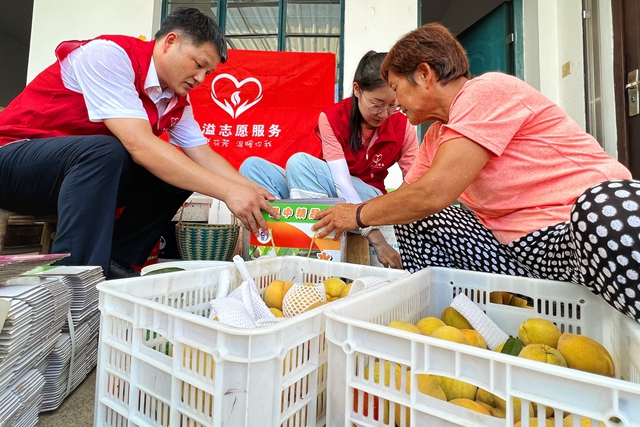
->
[355,203,368,228]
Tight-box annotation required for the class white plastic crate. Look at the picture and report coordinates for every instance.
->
[94,256,408,427]
[324,267,640,427]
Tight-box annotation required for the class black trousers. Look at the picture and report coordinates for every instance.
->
[0,135,192,276]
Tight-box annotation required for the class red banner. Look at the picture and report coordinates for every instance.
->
[189,49,336,169]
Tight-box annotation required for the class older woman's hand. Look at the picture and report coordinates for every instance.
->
[311,203,360,239]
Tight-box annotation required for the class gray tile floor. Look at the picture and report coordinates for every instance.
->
[37,369,96,427]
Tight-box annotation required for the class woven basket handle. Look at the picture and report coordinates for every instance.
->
[177,201,192,226]
[177,203,185,225]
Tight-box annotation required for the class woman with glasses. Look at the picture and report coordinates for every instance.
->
[312,24,640,324]
[240,51,418,268]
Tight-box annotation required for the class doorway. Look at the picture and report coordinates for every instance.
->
[0,0,34,107]
[419,0,514,138]
[612,0,640,178]
[457,2,514,77]
[421,0,514,75]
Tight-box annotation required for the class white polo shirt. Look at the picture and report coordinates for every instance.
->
[59,39,206,147]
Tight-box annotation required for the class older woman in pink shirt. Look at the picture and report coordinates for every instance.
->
[313,24,640,323]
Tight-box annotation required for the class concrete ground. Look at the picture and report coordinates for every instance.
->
[37,369,96,426]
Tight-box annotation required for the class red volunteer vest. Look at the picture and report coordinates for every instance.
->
[0,35,189,146]
[323,98,407,194]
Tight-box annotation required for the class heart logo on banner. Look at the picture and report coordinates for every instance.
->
[211,74,263,119]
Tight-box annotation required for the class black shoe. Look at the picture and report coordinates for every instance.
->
[107,258,141,280]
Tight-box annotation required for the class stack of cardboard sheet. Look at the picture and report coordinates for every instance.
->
[2,369,46,427]
[0,254,68,286]
[0,261,103,417]
[53,267,101,331]
[30,266,103,412]
[0,298,32,397]
[0,276,66,426]
[0,386,21,426]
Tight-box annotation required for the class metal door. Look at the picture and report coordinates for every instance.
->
[457,2,514,76]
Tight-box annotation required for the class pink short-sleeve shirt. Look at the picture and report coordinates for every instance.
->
[405,72,631,244]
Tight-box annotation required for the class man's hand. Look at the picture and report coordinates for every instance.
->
[181,143,279,235]
[223,183,280,237]
[311,203,359,240]
[252,185,277,202]
[367,229,402,269]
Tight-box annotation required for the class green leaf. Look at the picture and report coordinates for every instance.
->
[144,267,185,275]
[500,337,523,356]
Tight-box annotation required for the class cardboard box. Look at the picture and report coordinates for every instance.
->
[246,198,346,262]
[171,192,213,222]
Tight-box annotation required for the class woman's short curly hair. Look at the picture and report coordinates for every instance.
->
[381,23,470,85]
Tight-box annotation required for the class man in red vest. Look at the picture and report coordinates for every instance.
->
[0,7,278,279]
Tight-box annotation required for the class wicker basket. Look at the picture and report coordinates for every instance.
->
[175,206,240,261]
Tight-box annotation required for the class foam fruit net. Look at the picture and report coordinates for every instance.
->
[282,282,327,317]
[209,256,287,328]
[209,256,393,328]
[450,293,509,350]
[210,280,284,328]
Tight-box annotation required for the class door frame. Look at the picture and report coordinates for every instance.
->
[611,0,629,167]
[611,0,639,174]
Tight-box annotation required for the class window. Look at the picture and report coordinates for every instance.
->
[164,0,343,97]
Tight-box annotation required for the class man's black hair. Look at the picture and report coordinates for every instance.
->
[155,7,228,63]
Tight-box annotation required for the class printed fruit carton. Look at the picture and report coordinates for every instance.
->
[246,198,346,262]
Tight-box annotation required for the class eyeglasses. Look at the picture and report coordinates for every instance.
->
[360,92,400,116]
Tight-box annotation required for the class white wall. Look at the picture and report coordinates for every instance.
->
[556,0,587,131]
[597,0,618,157]
[521,0,619,157]
[28,0,162,82]
[521,0,541,90]
[522,0,585,130]
[343,0,418,99]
